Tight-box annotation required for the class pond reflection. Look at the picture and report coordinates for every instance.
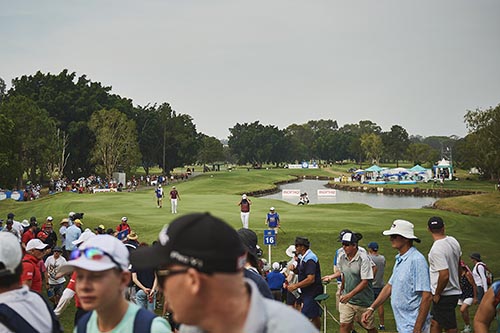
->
[261,179,436,209]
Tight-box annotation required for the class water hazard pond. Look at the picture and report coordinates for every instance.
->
[261,179,437,209]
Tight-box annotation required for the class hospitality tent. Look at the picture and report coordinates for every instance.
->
[409,165,432,182]
[365,165,384,172]
[433,159,453,180]
[410,165,427,172]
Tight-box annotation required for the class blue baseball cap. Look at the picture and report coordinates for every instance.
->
[367,242,379,250]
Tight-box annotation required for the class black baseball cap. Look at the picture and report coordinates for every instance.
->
[237,228,259,259]
[295,236,310,247]
[130,213,246,274]
[428,216,444,229]
[7,212,14,219]
[337,229,363,242]
[339,232,359,244]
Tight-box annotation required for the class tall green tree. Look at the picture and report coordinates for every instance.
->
[0,113,15,187]
[134,104,162,175]
[229,121,287,165]
[464,104,500,179]
[0,77,6,104]
[339,120,381,165]
[265,126,290,166]
[381,125,410,167]
[45,128,70,180]
[285,119,339,162]
[161,107,200,174]
[285,124,314,162]
[9,70,135,177]
[133,102,200,175]
[0,95,57,187]
[422,136,458,153]
[406,143,439,166]
[360,133,383,165]
[88,109,141,180]
[308,119,339,162]
[197,135,225,165]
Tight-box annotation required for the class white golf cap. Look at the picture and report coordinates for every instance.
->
[61,235,129,273]
[72,228,96,246]
[46,216,53,221]
[121,216,128,222]
[270,207,275,211]
[26,239,49,252]
[382,219,421,243]
[272,262,280,270]
[285,245,296,257]
[0,233,22,275]
[242,194,247,199]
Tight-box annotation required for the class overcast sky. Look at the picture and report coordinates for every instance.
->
[2,1,499,140]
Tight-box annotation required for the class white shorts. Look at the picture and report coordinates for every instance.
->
[458,298,473,306]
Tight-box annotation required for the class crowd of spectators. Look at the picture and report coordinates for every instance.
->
[1,207,498,332]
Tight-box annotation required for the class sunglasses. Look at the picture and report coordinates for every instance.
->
[156,268,190,286]
[70,248,122,271]
[342,242,355,247]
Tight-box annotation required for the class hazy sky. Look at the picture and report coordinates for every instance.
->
[2,1,499,140]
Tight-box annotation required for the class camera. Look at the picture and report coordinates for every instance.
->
[73,213,84,220]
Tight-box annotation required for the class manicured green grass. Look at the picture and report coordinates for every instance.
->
[1,168,498,332]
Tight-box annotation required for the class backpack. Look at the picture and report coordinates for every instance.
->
[475,262,494,287]
[76,307,157,333]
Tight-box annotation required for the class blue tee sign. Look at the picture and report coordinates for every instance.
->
[263,229,276,246]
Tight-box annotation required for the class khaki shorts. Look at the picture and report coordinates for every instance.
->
[339,302,375,329]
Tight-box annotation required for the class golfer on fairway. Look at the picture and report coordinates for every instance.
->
[265,207,280,234]
[155,185,164,208]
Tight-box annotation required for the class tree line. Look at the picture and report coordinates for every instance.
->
[0,70,498,188]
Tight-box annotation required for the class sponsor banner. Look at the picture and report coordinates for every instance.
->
[288,163,319,169]
[0,191,23,201]
[288,164,303,169]
[94,188,116,193]
[282,189,300,196]
[317,189,336,197]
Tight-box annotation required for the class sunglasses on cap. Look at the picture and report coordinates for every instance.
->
[156,268,190,286]
[70,247,123,271]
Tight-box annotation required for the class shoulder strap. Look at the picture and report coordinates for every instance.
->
[31,290,63,333]
[76,311,93,333]
[133,308,157,333]
[0,304,38,332]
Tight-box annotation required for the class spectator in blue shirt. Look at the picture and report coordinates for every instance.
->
[362,220,432,333]
[267,262,286,301]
